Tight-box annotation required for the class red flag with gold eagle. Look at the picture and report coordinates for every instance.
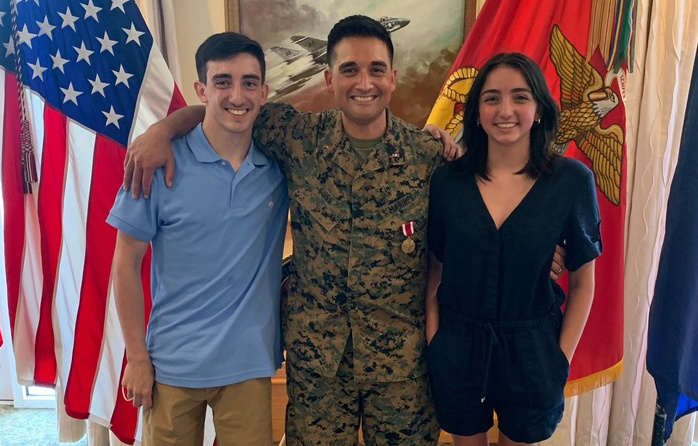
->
[428,0,635,395]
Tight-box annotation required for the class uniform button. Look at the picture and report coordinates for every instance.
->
[220,161,226,166]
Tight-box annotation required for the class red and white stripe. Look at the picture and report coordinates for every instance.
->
[1,45,185,444]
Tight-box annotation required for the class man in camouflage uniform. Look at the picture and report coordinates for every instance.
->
[125,16,452,445]
[252,95,443,444]
[249,17,446,441]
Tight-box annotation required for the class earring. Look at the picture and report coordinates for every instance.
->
[477,120,481,127]
[535,118,541,124]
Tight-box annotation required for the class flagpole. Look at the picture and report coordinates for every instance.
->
[651,400,667,446]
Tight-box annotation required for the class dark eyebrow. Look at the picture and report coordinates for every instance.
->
[210,73,261,81]
[338,61,358,71]
[337,61,389,71]
[211,73,232,81]
[481,87,532,96]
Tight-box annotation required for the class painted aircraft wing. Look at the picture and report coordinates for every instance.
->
[269,46,305,62]
[378,16,410,32]
[290,35,327,55]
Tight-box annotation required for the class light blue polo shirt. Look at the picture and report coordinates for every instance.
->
[108,124,288,388]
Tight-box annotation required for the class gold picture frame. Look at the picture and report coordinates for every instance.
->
[224,0,240,32]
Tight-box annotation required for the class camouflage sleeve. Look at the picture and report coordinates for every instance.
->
[418,133,447,173]
[253,102,310,169]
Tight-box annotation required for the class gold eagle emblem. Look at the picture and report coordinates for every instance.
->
[550,25,624,205]
[436,67,479,141]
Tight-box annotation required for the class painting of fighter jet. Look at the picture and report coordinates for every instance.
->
[233,0,470,126]
[266,17,409,100]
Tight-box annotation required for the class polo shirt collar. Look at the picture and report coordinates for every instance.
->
[186,123,270,166]
[246,141,270,166]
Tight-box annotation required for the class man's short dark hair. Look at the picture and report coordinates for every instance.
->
[195,32,266,83]
[327,15,394,67]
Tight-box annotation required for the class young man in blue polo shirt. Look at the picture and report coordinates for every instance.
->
[108,32,288,446]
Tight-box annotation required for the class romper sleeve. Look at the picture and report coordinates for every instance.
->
[428,167,447,262]
[564,167,603,271]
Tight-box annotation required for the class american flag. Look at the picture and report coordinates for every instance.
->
[0,0,185,442]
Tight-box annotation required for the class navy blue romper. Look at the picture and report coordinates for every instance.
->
[427,156,602,442]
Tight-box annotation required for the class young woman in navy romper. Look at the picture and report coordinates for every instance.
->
[426,53,602,445]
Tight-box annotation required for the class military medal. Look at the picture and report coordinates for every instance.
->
[401,221,416,254]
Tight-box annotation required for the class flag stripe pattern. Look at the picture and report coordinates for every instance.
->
[0,0,186,442]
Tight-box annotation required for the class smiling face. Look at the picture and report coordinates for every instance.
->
[478,65,540,151]
[195,53,268,140]
[324,36,397,139]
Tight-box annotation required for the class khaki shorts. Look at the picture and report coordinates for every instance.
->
[142,378,272,446]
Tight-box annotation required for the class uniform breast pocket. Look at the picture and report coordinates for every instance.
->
[290,187,339,253]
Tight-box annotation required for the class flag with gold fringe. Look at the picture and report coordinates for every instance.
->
[427,0,636,396]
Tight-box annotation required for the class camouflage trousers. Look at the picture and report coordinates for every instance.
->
[284,339,440,446]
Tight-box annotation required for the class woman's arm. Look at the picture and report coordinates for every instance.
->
[559,259,595,362]
[426,252,443,344]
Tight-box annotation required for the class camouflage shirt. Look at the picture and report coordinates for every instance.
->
[255,102,443,381]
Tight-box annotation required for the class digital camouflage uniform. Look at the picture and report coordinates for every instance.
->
[254,102,443,445]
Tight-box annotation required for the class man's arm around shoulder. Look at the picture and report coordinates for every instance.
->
[124,105,206,198]
[422,123,462,160]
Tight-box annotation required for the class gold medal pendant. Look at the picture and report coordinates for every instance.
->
[402,237,416,254]
[400,221,416,253]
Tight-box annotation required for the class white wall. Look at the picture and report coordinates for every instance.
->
[172,0,227,105]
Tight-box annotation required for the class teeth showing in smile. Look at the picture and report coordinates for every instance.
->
[353,95,376,102]
[496,123,516,128]
[227,109,246,116]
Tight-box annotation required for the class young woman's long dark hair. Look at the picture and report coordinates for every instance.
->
[454,52,560,179]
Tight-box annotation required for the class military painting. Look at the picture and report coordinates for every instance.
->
[228,0,469,127]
